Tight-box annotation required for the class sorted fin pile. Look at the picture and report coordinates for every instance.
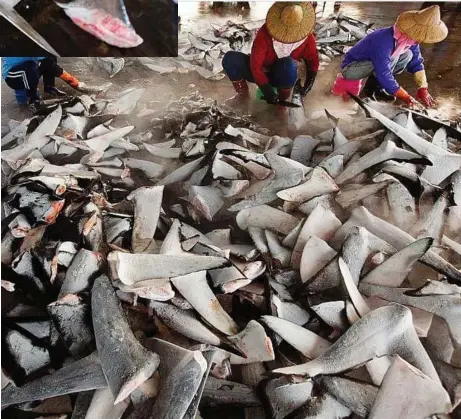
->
[96,57,126,78]
[1,89,461,418]
[315,12,374,70]
[133,20,263,80]
[141,12,373,80]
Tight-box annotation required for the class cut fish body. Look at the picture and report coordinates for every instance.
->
[359,282,461,346]
[127,186,164,253]
[336,181,391,209]
[2,106,62,168]
[108,251,229,285]
[3,87,461,417]
[83,126,134,153]
[157,156,205,186]
[105,88,145,114]
[260,315,331,359]
[355,97,461,185]
[291,204,342,267]
[236,205,300,235]
[332,206,461,283]
[341,226,396,285]
[263,377,313,419]
[144,143,182,159]
[171,271,239,335]
[228,153,305,211]
[335,140,430,185]
[300,236,336,283]
[2,353,107,407]
[228,320,274,365]
[317,375,378,417]
[92,275,160,404]
[47,294,95,358]
[1,117,31,148]
[150,300,221,346]
[277,167,339,203]
[368,356,451,419]
[272,305,439,384]
[361,238,433,287]
[84,388,129,419]
[143,338,207,419]
[123,158,164,180]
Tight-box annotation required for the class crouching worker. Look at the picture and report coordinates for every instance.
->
[2,57,81,110]
[332,5,448,108]
[222,2,319,106]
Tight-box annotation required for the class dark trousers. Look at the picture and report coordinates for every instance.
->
[4,57,64,100]
[222,51,298,88]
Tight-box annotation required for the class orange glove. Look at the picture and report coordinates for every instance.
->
[60,71,80,88]
[416,87,436,108]
[394,87,418,107]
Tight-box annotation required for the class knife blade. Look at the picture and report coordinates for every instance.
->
[0,5,60,56]
[276,100,302,108]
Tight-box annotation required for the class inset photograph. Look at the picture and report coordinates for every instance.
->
[174,0,461,125]
[0,0,178,56]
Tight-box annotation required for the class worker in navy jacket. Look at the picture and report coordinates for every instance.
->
[2,57,80,107]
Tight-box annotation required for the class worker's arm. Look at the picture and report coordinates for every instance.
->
[39,57,80,88]
[60,71,80,88]
[371,45,417,106]
[250,26,278,103]
[295,34,319,98]
[407,44,425,75]
[407,45,435,107]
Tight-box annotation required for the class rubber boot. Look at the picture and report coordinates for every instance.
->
[224,79,249,108]
[60,71,80,89]
[363,75,395,102]
[44,86,67,97]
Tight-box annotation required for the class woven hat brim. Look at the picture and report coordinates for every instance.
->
[396,11,448,43]
[266,2,316,44]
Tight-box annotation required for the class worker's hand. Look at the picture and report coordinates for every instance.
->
[416,87,436,108]
[394,87,419,109]
[60,71,80,89]
[260,84,278,104]
[291,91,304,108]
[293,79,306,97]
[294,67,317,98]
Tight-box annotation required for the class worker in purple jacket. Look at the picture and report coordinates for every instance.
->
[331,5,448,108]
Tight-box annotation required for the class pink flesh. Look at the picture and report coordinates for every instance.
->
[65,8,143,48]
[43,200,65,224]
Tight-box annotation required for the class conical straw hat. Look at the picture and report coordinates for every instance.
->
[396,5,448,43]
[266,2,315,44]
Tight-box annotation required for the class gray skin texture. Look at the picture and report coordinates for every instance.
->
[2,353,107,407]
[92,274,160,404]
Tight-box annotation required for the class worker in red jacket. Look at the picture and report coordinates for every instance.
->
[222,2,319,105]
